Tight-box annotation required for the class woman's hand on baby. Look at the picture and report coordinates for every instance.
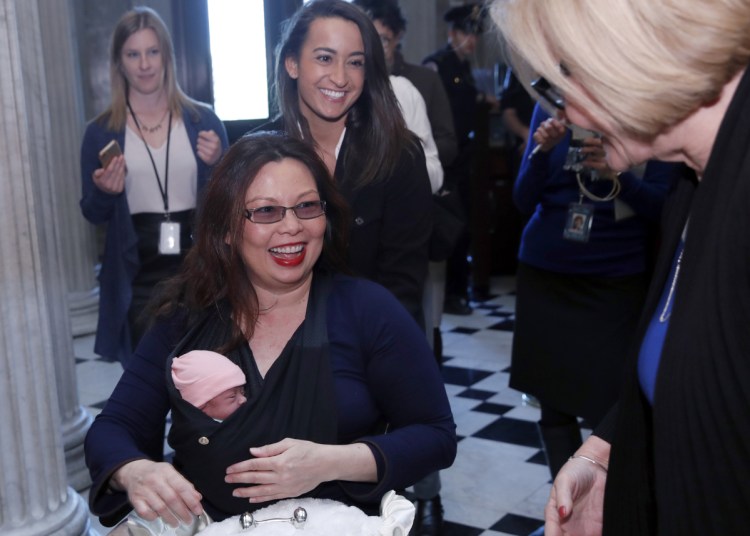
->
[92,154,126,194]
[112,459,204,527]
[226,438,334,503]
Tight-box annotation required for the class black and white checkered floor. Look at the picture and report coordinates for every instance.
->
[76,276,585,535]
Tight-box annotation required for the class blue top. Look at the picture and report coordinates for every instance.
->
[515,105,677,276]
[80,104,229,364]
[637,240,685,404]
[84,274,457,521]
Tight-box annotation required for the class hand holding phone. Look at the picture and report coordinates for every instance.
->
[93,140,126,194]
[99,139,122,169]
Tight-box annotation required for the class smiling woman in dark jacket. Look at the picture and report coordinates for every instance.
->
[266,0,432,328]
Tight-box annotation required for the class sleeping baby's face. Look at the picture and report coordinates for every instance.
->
[201,386,247,421]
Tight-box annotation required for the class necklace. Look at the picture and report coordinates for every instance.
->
[134,108,169,134]
[659,248,684,323]
[127,103,173,214]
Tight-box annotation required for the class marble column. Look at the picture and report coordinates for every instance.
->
[401,0,441,63]
[41,0,100,338]
[0,1,94,534]
[36,0,96,492]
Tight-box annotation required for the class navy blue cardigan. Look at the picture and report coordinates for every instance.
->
[514,105,677,276]
[84,274,457,525]
[79,103,228,364]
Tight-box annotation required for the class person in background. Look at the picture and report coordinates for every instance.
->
[352,2,459,532]
[171,350,247,422]
[388,75,443,194]
[84,132,456,528]
[511,104,676,536]
[352,0,457,170]
[492,0,750,534]
[499,68,535,167]
[424,3,493,315]
[79,6,229,365]
[351,0,458,353]
[265,0,432,330]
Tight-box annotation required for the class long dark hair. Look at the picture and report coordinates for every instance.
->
[152,131,350,349]
[273,0,418,190]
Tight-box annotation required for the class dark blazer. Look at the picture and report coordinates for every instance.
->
[335,132,432,327]
[392,51,458,168]
[422,44,478,148]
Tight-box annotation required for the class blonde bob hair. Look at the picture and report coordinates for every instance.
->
[490,0,750,140]
[101,6,195,130]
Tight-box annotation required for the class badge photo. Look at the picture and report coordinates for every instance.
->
[563,203,594,242]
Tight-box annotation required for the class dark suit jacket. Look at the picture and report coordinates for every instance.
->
[392,51,458,168]
[335,132,431,328]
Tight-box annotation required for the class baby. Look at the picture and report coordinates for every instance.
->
[171,350,247,421]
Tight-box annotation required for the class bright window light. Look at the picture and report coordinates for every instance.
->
[207,0,269,121]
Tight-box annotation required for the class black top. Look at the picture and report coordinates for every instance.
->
[392,50,458,168]
[423,44,478,147]
[499,70,535,137]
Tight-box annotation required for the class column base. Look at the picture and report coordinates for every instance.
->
[63,406,94,491]
[69,288,99,337]
[3,488,96,536]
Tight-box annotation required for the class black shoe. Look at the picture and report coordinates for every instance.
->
[444,295,472,315]
[471,285,492,302]
[411,496,444,535]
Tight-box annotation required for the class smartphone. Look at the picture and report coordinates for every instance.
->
[98,139,122,168]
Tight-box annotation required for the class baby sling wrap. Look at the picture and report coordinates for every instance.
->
[166,274,339,521]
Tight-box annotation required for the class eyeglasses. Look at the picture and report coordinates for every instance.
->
[531,76,565,111]
[244,200,326,224]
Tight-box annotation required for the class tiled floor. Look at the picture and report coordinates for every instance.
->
[76,276,565,535]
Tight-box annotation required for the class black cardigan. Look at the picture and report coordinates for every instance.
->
[599,66,750,535]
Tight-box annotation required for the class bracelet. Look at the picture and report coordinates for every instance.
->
[569,454,608,473]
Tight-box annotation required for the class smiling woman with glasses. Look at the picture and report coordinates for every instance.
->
[84,131,457,529]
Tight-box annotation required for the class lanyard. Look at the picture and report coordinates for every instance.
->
[127,102,173,218]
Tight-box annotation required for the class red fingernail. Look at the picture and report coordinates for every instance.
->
[558,506,567,518]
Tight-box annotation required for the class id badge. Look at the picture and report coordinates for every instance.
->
[159,221,181,255]
[563,203,594,242]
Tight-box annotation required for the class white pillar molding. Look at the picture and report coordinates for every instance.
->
[39,0,100,337]
[36,0,96,492]
[0,1,94,534]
